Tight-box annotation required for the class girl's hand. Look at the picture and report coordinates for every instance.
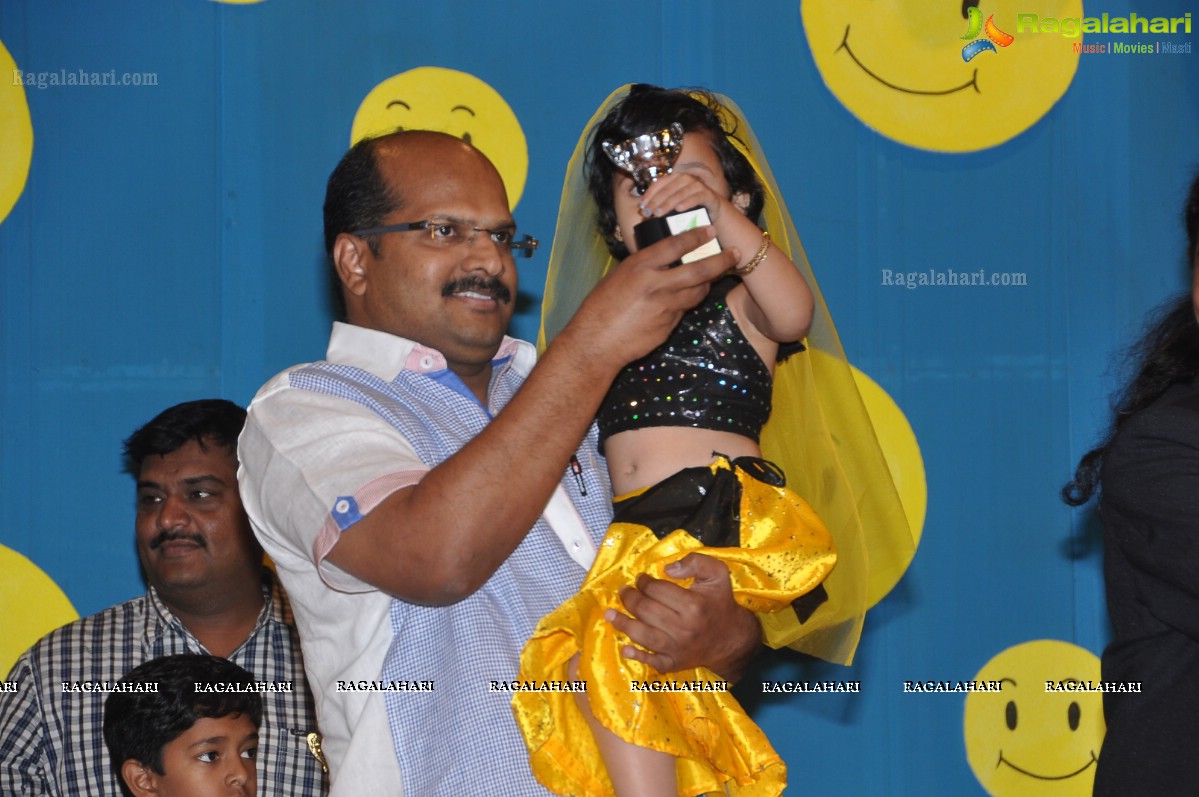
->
[635,170,732,225]
[628,171,763,250]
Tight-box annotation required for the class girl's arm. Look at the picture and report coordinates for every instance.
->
[638,171,813,344]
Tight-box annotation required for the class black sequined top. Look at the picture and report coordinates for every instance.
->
[597,276,773,447]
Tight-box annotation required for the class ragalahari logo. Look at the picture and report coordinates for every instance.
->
[961,8,1015,62]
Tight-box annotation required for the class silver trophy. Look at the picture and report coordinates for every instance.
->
[602,122,685,195]
[601,122,720,264]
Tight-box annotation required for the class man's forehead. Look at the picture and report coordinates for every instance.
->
[375,133,510,219]
[138,439,237,479]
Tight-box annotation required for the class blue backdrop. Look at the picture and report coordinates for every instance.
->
[2,1,1196,793]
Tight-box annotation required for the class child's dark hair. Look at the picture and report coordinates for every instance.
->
[584,84,766,260]
[103,654,263,796]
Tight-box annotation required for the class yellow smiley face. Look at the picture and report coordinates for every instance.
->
[0,37,34,224]
[802,1,1082,152]
[849,363,924,606]
[964,640,1105,795]
[0,545,79,676]
[350,66,528,209]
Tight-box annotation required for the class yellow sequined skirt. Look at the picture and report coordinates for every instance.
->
[514,456,836,796]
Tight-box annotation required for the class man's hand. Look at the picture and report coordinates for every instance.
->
[559,226,739,375]
[606,552,760,683]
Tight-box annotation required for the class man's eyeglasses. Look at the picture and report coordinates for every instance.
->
[351,219,539,259]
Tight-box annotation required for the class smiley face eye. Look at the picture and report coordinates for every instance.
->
[1005,700,1017,730]
[1068,701,1080,731]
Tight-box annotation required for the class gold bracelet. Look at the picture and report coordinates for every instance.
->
[733,231,770,276]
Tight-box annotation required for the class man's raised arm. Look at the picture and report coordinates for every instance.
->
[323,227,736,604]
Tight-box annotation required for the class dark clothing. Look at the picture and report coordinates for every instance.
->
[1095,377,1199,793]
[611,455,785,546]
[597,276,772,447]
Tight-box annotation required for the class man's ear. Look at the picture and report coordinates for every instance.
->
[731,191,751,214]
[121,760,160,797]
[332,233,371,299]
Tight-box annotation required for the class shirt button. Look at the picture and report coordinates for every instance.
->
[419,356,434,369]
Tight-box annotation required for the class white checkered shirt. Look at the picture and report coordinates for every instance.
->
[0,574,327,796]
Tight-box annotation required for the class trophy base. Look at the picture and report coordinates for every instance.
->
[633,206,721,267]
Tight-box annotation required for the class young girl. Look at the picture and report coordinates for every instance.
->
[517,85,913,796]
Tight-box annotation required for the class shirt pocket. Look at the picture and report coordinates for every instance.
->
[260,726,328,795]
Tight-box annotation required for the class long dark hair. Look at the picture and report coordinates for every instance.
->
[584,84,765,260]
[1062,173,1199,505]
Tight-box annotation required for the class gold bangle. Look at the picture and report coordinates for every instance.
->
[733,231,770,276]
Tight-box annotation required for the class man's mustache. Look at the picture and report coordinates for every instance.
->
[149,530,206,550]
[442,277,511,304]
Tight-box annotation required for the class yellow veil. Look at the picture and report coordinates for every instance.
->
[539,85,915,665]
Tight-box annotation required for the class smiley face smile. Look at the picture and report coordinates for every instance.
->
[837,25,979,96]
[997,750,1098,780]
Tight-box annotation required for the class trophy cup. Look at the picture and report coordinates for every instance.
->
[601,122,721,265]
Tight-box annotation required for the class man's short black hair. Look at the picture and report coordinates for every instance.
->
[122,399,246,476]
[321,129,412,319]
[103,654,262,797]
[322,134,403,260]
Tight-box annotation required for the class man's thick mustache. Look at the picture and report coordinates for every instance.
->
[149,530,206,550]
[442,277,511,304]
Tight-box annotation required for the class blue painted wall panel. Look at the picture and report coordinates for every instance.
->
[2,0,1197,792]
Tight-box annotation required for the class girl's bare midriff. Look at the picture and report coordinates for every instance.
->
[603,426,763,497]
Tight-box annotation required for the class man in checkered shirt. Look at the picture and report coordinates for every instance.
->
[0,399,327,796]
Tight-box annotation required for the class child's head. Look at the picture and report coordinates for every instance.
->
[584,84,766,259]
[103,654,262,797]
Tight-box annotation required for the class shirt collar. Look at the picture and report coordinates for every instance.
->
[146,584,183,641]
[325,321,537,381]
[145,571,278,652]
